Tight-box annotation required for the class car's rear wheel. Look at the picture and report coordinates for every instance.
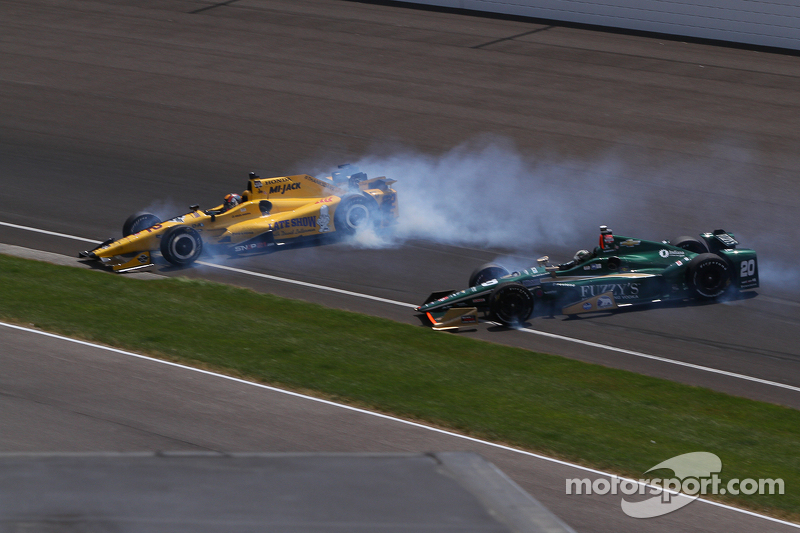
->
[468,263,510,287]
[489,283,534,327]
[334,195,377,235]
[160,226,203,267]
[687,253,730,299]
[122,212,161,237]
[672,235,709,254]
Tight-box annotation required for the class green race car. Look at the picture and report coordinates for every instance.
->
[417,226,759,330]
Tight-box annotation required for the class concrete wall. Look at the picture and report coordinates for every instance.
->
[400,0,800,50]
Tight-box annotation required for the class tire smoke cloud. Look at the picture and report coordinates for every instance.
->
[338,136,798,297]
[340,137,627,257]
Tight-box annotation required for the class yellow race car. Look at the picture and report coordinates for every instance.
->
[79,166,398,272]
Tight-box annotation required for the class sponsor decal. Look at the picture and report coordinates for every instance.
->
[716,233,738,247]
[659,249,686,258]
[472,298,486,303]
[134,223,163,236]
[674,260,683,266]
[591,263,602,270]
[136,254,149,264]
[461,316,477,324]
[253,180,262,188]
[315,196,335,204]
[270,182,301,195]
[597,295,614,308]
[273,216,317,231]
[234,241,271,253]
[583,265,591,270]
[318,205,331,233]
[304,175,335,188]
[582,302,593,310]
[580,282,641,300]
[234,243,257,253]
[740,278,759,289]
[620,239,641,247]
[481,279,499,287]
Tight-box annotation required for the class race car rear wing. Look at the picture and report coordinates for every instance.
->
[701,229,738,253]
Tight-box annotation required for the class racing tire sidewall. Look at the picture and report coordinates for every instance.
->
[160,226,203,266]
[688,253,730,299]
[489,283,534,328]
[122,212,162,237]
[468,263,511,287]
[334,195,375,235]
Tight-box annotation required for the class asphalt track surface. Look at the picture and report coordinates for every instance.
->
[3,323,797,533]
[1,0,800,531]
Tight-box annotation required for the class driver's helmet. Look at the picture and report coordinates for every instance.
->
[573,249,592,263]
[223,193,242,211]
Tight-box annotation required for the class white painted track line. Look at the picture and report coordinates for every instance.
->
[514,327,800,393]
[2,219,798,394]
[0,221,97,243]
[1,321,797,529]
[197,260,418,308]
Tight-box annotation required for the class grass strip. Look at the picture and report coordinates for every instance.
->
[0,254,797,519]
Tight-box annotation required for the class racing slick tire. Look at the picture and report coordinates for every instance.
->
[489,282,534,328]
[672,235,709,254]
[160,225,203,267]
[122,212,162,237]
[687,253,730,299]
[468,263,510,287]
[333,195,377,235]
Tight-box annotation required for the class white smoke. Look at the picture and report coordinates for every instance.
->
[141,199,191,224]
[134,135,798,300]
[340,136,628,258]
[336,136,799,300]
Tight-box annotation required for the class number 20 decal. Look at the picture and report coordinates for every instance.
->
[740,259,756,277]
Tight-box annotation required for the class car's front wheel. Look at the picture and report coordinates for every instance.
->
[160,226,203,267]
[489,283,534,327]
[122,212,161,237]
[468,263,510,287]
